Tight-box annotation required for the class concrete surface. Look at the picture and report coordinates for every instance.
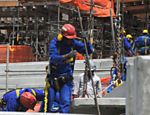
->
[126,56,150,115]
[0,57,135,115]
[72,98,125,115]
[73,98,126,106]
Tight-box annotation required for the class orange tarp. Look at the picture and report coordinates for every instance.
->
[93,0,115,17]
[60,0,115,17]
[59,0,73,3]
[74,0,90,11]
[101,76,111,86]
[0,45,35,63]
[76,52,85,60]
[94,0,109,7]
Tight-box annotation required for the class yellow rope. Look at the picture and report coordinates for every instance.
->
[44,66,50,113]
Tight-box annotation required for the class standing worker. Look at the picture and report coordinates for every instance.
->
[73,60,102,98]
[134,29,150,55]
[0,88,44,112]
[40,24,93,113]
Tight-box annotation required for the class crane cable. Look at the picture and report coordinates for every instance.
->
[113,0,124,84]
[77,1,101,115]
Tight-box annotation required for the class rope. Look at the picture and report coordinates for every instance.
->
[43,60,51,113]
[77,1,101,115]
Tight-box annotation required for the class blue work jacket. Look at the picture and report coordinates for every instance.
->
[124,37,132,51]
[135,35,150,48]
[2,88,44,111]
[49,38,93,77]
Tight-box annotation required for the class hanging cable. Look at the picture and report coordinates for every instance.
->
[77,1,101,115]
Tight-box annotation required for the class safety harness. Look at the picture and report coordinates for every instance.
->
[0,89,36,111]
[43,44,75,112]
[16,89,36,98]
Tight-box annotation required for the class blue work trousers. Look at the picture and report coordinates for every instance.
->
[40,82,72,113]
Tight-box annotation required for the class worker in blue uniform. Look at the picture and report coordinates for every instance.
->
[0,88,44,111]
[134,29,150,55]
[119,30,135,56]
[126,34,134,46]
[123,35,135,56]
[40,24,93,113]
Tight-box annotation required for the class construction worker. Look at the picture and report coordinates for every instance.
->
[0,88,44,111]
[126,34,135,55]
[73,60,102,98]
[41,24,93,113]
[134,29,150,55]
[123,34,135,56]
[126,34,134,46]
[119,29,135,56]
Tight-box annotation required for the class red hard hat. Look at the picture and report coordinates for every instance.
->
[20,92,36,110]
[61,24,77,39]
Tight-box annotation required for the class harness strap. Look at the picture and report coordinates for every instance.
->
[16,89,20,98]
[16,89,36,98]
[31,89,36,97]
[144,37,148,55]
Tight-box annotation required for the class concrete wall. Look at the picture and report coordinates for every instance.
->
[0,57,134,98]
[126,56,150,115]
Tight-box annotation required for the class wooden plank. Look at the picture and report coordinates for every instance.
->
[115,0,141,3]
[133,13,150,19]
[0,1,18,7]
[126,5,150,11]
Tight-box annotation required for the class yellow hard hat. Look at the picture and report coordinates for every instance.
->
[143,29,148,34]
[126,34,133,39]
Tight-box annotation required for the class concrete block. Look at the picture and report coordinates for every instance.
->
[127,56,150,115]
[73,98,126,106]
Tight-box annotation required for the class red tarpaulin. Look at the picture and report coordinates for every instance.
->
[59,0,73,3]
[73,0,90,11]
[94,0,109,7]
[0,45,35,63]
[60,0,115,17]
[92,0,115,17]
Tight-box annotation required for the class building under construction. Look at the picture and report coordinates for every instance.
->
[0,0,150,115]
[0,0,149,62]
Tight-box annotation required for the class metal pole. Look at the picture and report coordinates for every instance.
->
[110,8,116,52]
[6,44,9,92]
[77,1,101,115]
[58,2,60,32]
[17,2,20,43]
[12,16,15,45]
[35,17,39,61]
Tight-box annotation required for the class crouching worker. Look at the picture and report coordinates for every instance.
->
[40,24,93,113]
[0,88,44,112]
[73,60,102,98]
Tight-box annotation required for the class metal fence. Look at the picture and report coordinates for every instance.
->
[0,44,35,63]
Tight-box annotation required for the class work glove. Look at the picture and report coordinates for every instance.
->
[63,50,77,60]
[63,50,77,63]
[0,99,5,107]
